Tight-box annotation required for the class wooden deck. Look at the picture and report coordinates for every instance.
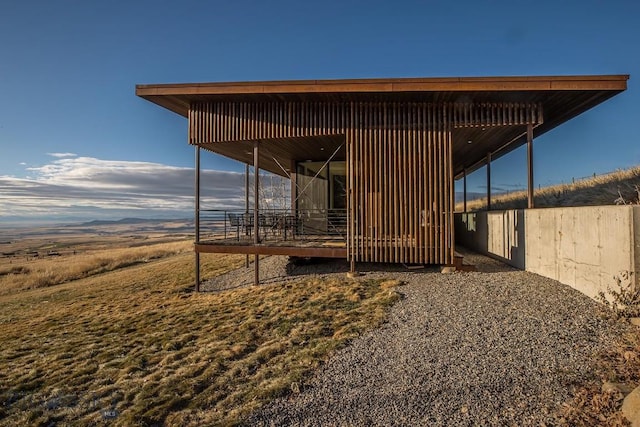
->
[195,237,347,258]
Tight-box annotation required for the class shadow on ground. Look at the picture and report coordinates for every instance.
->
[202,247,516,293]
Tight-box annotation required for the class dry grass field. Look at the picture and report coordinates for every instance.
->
[458,164,640,211]
[0,219,196,296]
[2,212,637,425]
[0,240,192,296]
[0,238,400,426]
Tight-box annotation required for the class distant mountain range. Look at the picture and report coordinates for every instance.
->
[0,217,195,240]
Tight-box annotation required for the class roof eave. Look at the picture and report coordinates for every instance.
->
[136,74,629,96]
[136,74,628,118]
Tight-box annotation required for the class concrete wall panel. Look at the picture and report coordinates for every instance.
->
[455,205,640,301]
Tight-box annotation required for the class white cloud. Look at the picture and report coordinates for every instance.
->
[1,156,250,222]
[46,152,78,158]
[19,162,26,166]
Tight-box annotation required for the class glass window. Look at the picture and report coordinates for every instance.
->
[296,160,346,234]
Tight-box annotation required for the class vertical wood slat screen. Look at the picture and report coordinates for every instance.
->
[188,101,542,265]
[452,102,543,128]
[347,102,453,264]
[188,102,349,143]
[188,101,542,144]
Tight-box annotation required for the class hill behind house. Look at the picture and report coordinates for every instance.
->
[458,164,640,212]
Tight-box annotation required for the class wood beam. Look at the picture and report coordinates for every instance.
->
[195,243,347,258]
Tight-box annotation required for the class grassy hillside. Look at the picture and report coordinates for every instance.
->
[458,164,640,211]
[0,240,192,296]
[0,251,400,426]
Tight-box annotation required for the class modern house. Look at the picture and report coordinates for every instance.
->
[136,75,628,289]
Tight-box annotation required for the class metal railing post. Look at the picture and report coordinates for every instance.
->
[224,210,227,240]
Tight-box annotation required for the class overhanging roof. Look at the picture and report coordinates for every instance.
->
[136,75,628,178]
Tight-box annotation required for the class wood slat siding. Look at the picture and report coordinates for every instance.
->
[189,101,348,143]
[188,101,542,265]
[344,102,452,264]
[188,101,542,143]
[452,102,542,128]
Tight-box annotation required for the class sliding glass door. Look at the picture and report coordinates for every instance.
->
[296,160,346,235]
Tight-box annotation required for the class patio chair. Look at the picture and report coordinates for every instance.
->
[283,214,300,240]
[242,213,254,237]
[228,213,241,241]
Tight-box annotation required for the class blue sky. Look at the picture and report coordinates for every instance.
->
[1,0,639,223]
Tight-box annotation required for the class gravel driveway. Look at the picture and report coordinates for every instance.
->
[209,252,618,426]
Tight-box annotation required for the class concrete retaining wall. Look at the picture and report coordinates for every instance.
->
[455,206,640,300]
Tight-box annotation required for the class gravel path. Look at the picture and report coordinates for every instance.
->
[211,253,619,426]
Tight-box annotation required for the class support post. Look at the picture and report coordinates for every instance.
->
[290,160,297,212]
[486,153,492,210]
[245,163,250,268]
[463,169,467,212]
[527,124,535,209]
[195,145,201,292]
[253,141,260,286]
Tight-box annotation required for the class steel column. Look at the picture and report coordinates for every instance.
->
[245,163,250,268]
[195,145,201,292]
[527,124,535,209]
[486,153,492,210]
[290,160,297,211]
[463,169,467,212]
[253,141,260,286]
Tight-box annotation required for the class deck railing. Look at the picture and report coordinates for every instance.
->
[197,208,347,243]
